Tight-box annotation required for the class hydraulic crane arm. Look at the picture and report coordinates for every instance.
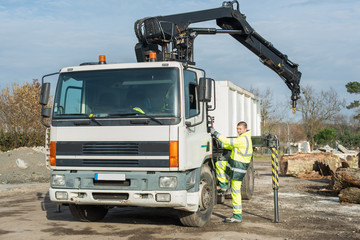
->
[134,0,301,110]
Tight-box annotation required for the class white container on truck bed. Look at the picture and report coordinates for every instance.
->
[211,80,261,137]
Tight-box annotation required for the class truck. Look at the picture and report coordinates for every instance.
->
[39,0,301,227]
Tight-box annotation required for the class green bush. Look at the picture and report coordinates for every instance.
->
[0,130,45,152]
[339,130,360,148]
[314,128,337,147]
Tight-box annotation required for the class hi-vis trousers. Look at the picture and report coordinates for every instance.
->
[216,160,243,218]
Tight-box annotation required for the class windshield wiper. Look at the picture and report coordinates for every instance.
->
[60,113,103,126]
[88,114,103,126]
[132,107,163,125]
[108,109,164,125]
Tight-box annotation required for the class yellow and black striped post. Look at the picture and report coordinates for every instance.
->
[271,146,279,223]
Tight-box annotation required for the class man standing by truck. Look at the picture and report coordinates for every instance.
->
[211,121,253,223]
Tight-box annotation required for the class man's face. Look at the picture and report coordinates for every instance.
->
[237,125,246,135]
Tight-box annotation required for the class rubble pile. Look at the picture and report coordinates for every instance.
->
[0,147,50,184]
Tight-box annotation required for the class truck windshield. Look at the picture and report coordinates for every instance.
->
[53,68,180,119]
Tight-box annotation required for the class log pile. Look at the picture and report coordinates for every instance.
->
[280,152,359,176]
[280,150,360,204]
[332,168,360,204]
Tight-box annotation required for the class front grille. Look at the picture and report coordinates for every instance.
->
[83,159,139,167]
[92,193,129,200]
[56,141,170,167]
[83,143,139,155]
[56,141,169,156]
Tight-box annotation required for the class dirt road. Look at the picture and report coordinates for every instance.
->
[0,160,359,240]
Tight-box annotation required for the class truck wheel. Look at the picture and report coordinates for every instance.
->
[241,159,255,200]
[178,164,215,227]
[68,204,108,222]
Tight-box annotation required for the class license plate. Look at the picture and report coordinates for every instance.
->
[94,173,126,181]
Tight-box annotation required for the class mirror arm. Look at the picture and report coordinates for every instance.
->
[41,114,50,128]
[207,78,216,111]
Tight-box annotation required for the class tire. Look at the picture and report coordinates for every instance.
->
[241,159,255,200]
[68,204,108,222]
[178,163,216,227]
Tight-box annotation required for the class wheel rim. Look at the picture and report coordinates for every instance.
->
[199,179,212,211]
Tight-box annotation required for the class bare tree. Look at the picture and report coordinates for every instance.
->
[251,87,286,135]
[297,85,345,150]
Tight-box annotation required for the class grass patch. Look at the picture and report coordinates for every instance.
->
[253,154,272,161]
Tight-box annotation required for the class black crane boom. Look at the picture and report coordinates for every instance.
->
[134,0,301,110]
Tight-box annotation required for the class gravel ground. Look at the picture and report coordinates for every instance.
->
[0,160,359,240]
[0,147,50,184]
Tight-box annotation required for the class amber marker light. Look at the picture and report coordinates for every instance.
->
[99,55,106,64]
[50,141,56,166]
[149,52,157,62]
[169,141,179,168]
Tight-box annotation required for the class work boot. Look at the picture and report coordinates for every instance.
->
[224,217,242,223]
[224,214,242,223]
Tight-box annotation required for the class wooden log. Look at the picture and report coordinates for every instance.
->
[335,168,360,188]
[338,187,360,204]
[280,152,334,176]
[316,155,342,176]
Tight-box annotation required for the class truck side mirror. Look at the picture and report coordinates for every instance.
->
[39,83,50,105]
[198,78,212,102]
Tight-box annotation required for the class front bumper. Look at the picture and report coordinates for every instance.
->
[49,188,199,212]
[49,169,201,212]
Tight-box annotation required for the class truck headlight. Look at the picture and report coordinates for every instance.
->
[52,174,65,186]
[159,176,177,188]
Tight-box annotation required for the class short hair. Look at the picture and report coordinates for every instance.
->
[237,121,247,129]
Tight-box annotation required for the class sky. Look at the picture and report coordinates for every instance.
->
[0,0,359,121]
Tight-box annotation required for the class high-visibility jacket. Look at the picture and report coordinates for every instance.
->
[217,130,253,180]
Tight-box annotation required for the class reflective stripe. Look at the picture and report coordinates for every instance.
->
[230,138,234,147]
[217,161,227,168]
[243,136,252,156]
[227,164,247,173]
[233,205,242,210]
[233,168,247,173]
[216,172,226,178]
[234,136,252,157]
[231,188,241,194]
[244,136,249,155]
[238,152,253,157]
[230,136,252,158]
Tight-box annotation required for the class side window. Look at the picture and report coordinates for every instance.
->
[64,87,82,114]
[184,70,199,119]
[55,78,83,115]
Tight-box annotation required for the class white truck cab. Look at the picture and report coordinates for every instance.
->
[41,59,219,226]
